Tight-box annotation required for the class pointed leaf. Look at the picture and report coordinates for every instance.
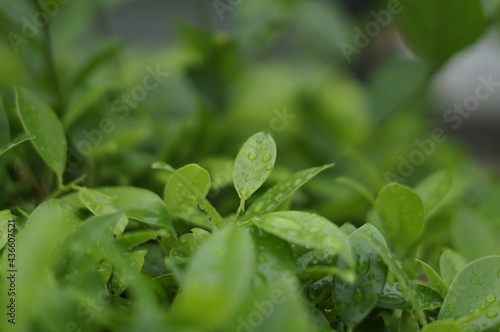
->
[439,248,468,286]
[0,134,35,157]
[16,88,67,180]
[244,164,333,219]
[253,211,354,268]
[418,259,448,298]
[416,169,454,218]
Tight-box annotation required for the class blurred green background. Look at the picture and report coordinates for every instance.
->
[1,0,500,264]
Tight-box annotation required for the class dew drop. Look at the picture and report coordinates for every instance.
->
[472,269,479,275]
[354,288,364,302]
[355,253,370,275]
[486,311,498,319]
[262,154,271,162]
[256,137,264,143]
[265,164,273,171]
[485,294,496,303]
[248,152,257,160]
[309,227,321,234]
[364,229,373,237]
[448,304,455,312]
[382,294,405,305]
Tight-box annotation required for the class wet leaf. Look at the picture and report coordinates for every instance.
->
[234,132,276,213]
[418,259,448,298]
[16,88,67,182]
[439,256,500,331]
[439,248,468,286]
[244,164,333,219]
[253,211,354,268]
[376,183,424,253]
[333,224,388,329]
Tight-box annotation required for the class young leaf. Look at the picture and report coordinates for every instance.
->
[417,259,448,298]
[244,164,333,219]
[253,211,354,268]
[439,256,500,330]
[415,169,454,218]
[375,183,424,253]
[233,132,277,213]
[333,224,388,330]
[154,162,223,228]
[439,248,468,286]
[16,88,67,183]
[79,187,129,237]
[164,164,211,217]
[169,226,255,329]
[0,134,35,157]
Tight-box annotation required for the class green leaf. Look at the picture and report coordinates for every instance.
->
[11,200,80,321]
[333,224,388,329]
[62,211,126,285]
[154,162,223,228]
[0,134,35,157]
[439,248,468,286]
[79,187,129,237]
[439,256,500,331]
[233,132,277,213]
[170,226,255,329]
[253,211,354,268]
[375,183,424,253]
[249,226,296,284]
[377,282,442,311]
[15,88,67,182]
[111,250,147,295]
[164,164,211,216]
[415,169,454,218]
[417,259,448,298]
[116,229,163,249]
[61,186,176,234]
[397,0,487,70]
[244,164,333,219]
[421,320,461,332]
[0,96,10,148]
[0,210,12,251]
[359,226,427,326]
